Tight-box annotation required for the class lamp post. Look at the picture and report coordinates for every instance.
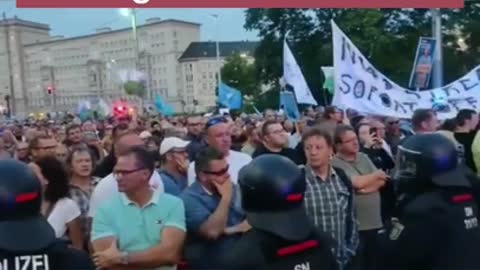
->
[210,14,222,87]
[431,8,443,88]
[120,8,145,112]
[120,8,139,64]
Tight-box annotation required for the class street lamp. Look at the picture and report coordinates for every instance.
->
[119,8,139,64]
[210,14,222,87]
[431,8,443,88]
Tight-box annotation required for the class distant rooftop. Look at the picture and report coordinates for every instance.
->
[24,19,201,47]
[179,41,259,61]
[0,16,50,31]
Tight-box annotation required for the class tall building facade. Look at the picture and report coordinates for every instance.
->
[0,16,201,116]
[0,16,51,116]
[178,41,258,113]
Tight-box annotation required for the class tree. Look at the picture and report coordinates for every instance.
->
[221,53,260,97]
[123,80,146,98]
[244,8,476,105]
[220,53,275,111]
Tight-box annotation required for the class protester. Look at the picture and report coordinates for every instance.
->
[332,125,388,270]
[454,109,478,172]
[88,132,164,219]
[67,146,99,247]
[301,127,359,269]
[92,147,186,270]
[411,109,439,134]
[182,147,248,269]
[36,156,84,250]
[253,120,301,164]
[187,116,252,185]
[15,141,30,163]
[159,137,190,196]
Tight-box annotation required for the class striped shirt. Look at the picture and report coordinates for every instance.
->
[303,165,359,268]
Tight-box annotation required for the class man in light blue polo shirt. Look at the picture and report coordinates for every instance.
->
[91,146,186,270]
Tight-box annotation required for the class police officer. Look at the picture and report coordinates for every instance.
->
[223,154,338,270]
[380,133,480,270]
[0,159,95,270]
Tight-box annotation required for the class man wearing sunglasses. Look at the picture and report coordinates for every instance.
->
[182,147,249,269]
[187,116,252,185]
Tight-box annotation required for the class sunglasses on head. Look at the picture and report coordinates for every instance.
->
[203,165,229,176]
[205,117,228,129]
[388,120,400,125]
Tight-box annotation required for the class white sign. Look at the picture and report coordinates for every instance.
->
[331,20,480,120]
[283,40,318,106]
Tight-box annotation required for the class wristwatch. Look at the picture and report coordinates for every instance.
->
[120,251,129,265]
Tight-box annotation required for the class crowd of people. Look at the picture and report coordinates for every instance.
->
[0,104,479,270]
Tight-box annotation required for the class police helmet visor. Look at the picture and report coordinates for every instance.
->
[395,144,471,188]
[393,145,419,181]
[247,206,313,241]
[0,214,56,252]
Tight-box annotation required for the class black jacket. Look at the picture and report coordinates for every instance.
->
[252,144,303,165]
[222,228,338,270]
[380,188,480,270]
[0,240,95,270]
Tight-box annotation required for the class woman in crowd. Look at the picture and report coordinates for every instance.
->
[36,156,84,250]
[67,146,99,248]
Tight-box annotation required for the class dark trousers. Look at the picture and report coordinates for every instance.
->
[347,229,381,270]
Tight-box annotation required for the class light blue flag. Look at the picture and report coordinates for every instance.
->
[280,91,300,122]
[76,100,92,121]
[155,95,175,116]
[218,82,242,110]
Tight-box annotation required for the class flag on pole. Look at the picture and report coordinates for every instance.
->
[76,100,92,121]
[280,91,300,122]
[155,95,175,116]
[283,40,317,105]
[97,98,111,118]
[321,66,335,94]
[218,82,243,110]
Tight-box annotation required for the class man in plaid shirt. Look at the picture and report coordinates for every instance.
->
[301,128,359,269]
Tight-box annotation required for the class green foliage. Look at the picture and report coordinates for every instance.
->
[221,53,261,97]
[244,8,479,105]
[123,80,146,98]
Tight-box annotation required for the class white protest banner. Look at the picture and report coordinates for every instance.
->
[283,40,318,105]
[331,20,480,119]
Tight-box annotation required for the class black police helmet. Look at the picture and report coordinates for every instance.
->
[394,133,470,195]
[239,154,313,241]
[0,160,55,252]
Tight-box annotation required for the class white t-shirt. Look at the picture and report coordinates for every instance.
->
[47,198,81,238]
[188,150,252,185]
[88,171,164,218]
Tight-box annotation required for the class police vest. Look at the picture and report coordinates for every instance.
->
[0,241,94,270]
[0,251,51,270]
[258,230,337,270]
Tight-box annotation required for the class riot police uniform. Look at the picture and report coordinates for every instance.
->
[0,159,94,270]
[380,133,480,270]
[223,154,338,270]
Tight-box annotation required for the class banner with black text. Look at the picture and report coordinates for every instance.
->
[331,20,480,119]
